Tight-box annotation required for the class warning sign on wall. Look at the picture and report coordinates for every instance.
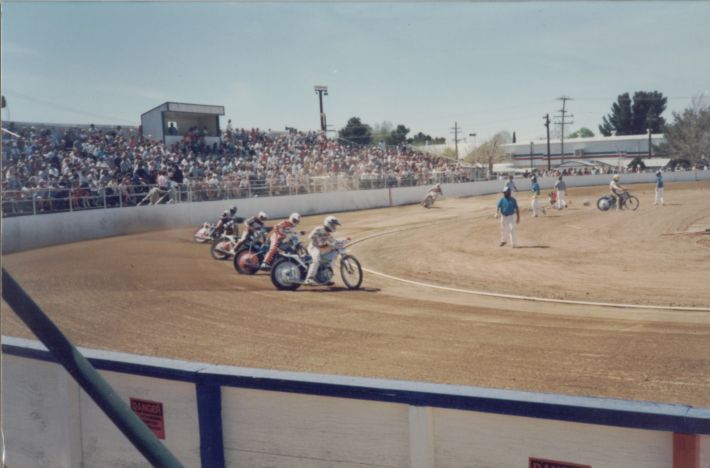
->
[130,398,165,440]
[529,457,591,468]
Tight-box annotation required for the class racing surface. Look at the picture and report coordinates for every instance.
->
[3,182,710,407]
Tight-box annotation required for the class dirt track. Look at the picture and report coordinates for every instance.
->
[3,182,710,407]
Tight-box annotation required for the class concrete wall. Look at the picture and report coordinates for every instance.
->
[4,170,709,254]
[2,337,709,468]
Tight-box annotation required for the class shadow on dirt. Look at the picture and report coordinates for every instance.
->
[298,286,381,293]
[514,245,550,249]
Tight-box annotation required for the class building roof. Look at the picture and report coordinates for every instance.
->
[501,133,665,149]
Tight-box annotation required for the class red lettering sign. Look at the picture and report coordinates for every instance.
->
[529,457,591,468]
[130,398,165,439]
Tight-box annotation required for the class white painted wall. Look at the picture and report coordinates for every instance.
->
[431,408,670,468]
[78,372,200,468]
[4,170,708,254]
[3,338,708,468]
[1,344,202,468]
[221,388,410,467]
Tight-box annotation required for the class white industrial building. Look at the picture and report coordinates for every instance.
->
[140,102,225,146]
[502,133,666,171]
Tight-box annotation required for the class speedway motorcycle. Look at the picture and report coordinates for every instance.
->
[270,239,363,291]
[597,191,639,211]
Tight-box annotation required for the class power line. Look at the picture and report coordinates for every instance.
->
[4,90,136,125]
[450,121,464,160]
[553,95,573,165]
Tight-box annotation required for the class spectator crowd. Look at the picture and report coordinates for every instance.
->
[1,122,470,216]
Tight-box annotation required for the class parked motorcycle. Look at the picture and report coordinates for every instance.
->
[270,239,363,291]
[597,192,639,211]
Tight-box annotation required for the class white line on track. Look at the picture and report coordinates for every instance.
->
[349,216,710,312]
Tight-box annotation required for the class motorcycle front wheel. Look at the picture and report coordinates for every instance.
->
[340,255,363,290]
[623,195,640,211]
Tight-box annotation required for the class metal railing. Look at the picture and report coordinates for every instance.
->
[1,172,475,217]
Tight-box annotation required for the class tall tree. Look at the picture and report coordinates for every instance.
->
[464,131,511,173]
[599,91,666,136]
[568,127,595,138]
[338,117,372,145]
[408,132,445,145]
[659,94,710,164]
[387,124,410,146]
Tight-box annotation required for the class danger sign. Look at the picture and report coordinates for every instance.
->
[529,458,591,468]
[130,398,165,439]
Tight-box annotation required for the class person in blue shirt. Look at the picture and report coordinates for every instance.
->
[654,170,665,206]
[495,187,520,247]
[530,175,545,217]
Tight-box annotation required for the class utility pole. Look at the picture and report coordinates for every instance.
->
[647,128,652,159]
[554,96,573,166]
[314,85,328,132]
[450,121,463,160]
[543,114,551,171]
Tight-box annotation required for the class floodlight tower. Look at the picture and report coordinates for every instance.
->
[314,85,328,132]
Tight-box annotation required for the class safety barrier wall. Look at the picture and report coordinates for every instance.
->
[3,337,709,468]
[3,170,709,254]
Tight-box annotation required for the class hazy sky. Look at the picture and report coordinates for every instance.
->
[2,2,709,143]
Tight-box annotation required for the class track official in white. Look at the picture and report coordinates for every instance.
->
[554,175,567,209]
[496,187,520,248]
[655,170,665,205]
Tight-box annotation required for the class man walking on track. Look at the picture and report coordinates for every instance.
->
[496,187,520,247]
[655,170,665,205]
[554,175,567,209]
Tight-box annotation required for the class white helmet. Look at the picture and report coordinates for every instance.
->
[656,170,662,175]
[613,174,620,181]
[324,215,341,232]
[257,211,268,221]
[289,213,301,225]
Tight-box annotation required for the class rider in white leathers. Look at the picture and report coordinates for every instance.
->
[304,216,350,286]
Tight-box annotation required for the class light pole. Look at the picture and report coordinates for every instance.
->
[468,133,477,148]
[530,142,534,170]
[647,128,652,159]
[314,85,328,132]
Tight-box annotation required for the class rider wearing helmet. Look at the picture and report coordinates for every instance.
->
[304,215,351,286]
[261,212,301,270]
[234,211,269,252]
[609,174,627,209]
[214,206,238,236]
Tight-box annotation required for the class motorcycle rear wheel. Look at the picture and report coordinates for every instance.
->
[234,248,261,275]
[211,237,231,260]
[193,227,210,243]
[270,258,304,291]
